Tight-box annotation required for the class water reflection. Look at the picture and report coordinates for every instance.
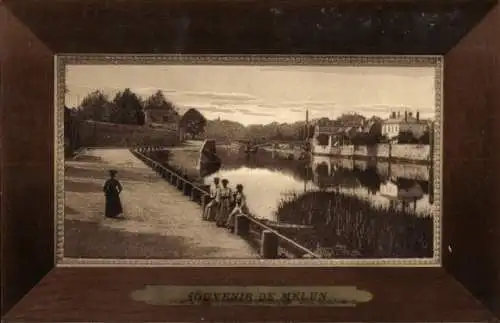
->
[203,146,433,221]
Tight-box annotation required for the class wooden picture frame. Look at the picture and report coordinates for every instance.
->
[1,0,500,321]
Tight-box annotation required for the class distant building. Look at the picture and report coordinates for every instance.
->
[144,106,180,126]
[381,110,427,140]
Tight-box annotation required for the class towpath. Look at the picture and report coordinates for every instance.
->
[64,147,258,259]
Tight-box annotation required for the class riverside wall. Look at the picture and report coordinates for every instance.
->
[78,120,181,147]
[312,143,430,163]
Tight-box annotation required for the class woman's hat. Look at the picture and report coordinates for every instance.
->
[109,169,118,175]
[236,184,243,190]
[221,178,229,184]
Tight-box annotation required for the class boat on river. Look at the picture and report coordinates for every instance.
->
[197,139,221,177]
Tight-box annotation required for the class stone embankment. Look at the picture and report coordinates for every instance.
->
[312,143,431,163]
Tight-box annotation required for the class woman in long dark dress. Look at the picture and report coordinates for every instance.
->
[103,169,123,218]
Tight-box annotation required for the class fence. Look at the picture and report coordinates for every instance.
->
[132,146,321,259]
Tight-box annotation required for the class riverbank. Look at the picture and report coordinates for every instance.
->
[312,143,431,165]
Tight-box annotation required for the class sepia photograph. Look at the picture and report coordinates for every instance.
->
[57,55,442,265]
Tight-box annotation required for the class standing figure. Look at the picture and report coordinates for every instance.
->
[226,184,248,232]
[203,177,221,221]
[103,169,123,218]
[215,179,233,227]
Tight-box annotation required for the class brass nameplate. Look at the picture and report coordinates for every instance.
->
[130,285,373,307]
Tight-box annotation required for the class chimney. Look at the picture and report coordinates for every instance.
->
[404,111,408,122]
[391,112,396,118]
[416,111,420,121]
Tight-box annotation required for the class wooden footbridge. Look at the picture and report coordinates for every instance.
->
[132,146,321,259]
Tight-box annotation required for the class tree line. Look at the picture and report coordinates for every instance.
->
[71,89,178,125]
[203,113,374,143]
[203,119,315,142]
[68,89,207,138]
[202,112,431,145]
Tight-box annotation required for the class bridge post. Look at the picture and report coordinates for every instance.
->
[190,188,196,201]
[183,182,189,196]
[235,214,250,236]
[261,230,278,259]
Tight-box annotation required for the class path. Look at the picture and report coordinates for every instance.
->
[64,147,258,259]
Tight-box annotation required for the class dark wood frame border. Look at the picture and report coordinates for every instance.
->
[1,0,500,321]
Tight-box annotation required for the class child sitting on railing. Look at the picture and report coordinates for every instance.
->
[226,184,248,232]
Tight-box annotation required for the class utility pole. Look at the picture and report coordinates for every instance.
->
[305,109,309,139]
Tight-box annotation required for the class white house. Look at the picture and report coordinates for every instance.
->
[381,111,428,140]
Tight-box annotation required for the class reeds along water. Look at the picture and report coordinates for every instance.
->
[275,191,434,258]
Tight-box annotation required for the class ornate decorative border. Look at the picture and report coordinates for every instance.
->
[54,54,443,267]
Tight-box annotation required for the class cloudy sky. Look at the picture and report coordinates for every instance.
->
[65,64,437,126]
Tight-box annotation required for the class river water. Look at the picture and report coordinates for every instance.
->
[202,146,434,222]
[201,145,434,258]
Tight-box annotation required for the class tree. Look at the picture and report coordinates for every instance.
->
[316,117,331,126]
[204,119,247,140]
[418,129,430,145]
[78,90,111,122]
[144,90,180,123]
[112,88,145,125]
[180,108,207,138]
[363,120,384,145]
[336,113,366,126]
[144,90,176,110]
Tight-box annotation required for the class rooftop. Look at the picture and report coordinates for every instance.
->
[383,116,427,125]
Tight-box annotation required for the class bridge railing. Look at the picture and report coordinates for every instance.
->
[234,213,321,259]
[132,147,211,207]
[132,146,321,260]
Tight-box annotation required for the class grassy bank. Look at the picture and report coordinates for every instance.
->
[142,149,201,182]
[276,191,433,258]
